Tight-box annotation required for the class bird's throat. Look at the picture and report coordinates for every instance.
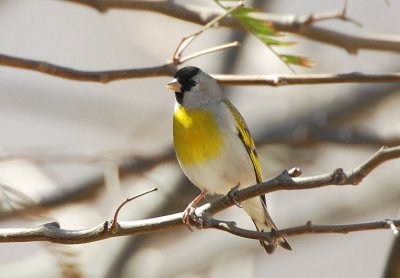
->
[173,106,223,166]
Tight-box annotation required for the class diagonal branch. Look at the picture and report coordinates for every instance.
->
[0,146,399,244]
[63,0,400,54]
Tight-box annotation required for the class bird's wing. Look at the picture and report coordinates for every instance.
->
[223,100,263,184]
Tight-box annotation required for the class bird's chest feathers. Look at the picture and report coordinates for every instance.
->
[173,107,224,166]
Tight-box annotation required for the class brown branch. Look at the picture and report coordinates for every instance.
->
[205,218,400,241]
[213,72,400,86]
[1,53,400,85]
[0,54,176,83]
[300,0,362,27]
[63,0,400,54]
[0,146,399,244]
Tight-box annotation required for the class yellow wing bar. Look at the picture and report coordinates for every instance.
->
[224,100,263,183]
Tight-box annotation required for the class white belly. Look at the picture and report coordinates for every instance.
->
[178,132,257,195]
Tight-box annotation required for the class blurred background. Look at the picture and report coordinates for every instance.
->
[0,0,399,277]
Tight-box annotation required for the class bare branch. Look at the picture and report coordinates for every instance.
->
[205,218,400,241]
[0,54,176,83]
[179,41,240,64]
[213,72,400,86]
[0,146,399,244]
[172,2,242,64]
[300,0,362,27]
[1,53,400,85]
[63,0,400,54]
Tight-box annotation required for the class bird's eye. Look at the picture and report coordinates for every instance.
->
[191,80,197,86]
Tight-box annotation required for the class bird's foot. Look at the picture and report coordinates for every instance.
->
[228,184,241,208]
[182,191,206,230]
[182,204,203,230]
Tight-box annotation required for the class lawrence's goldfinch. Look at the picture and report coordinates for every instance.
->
[166,66,291,254]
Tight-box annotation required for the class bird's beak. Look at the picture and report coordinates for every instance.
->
[166,78,181,92]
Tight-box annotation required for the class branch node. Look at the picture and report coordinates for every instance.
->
[43,221,61,229]
[278,169,295,183]
[385,219,400,236]
[332,168,348,184]
[288,167,302,177]
[270,75,287,86]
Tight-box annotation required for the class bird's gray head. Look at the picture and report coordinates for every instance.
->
[166,66,223,108]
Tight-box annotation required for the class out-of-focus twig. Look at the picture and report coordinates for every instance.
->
[63,0,400,54]
[0,150,175,219]
[383,235,400,278]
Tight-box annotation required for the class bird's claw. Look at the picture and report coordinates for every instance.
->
[182,205,203,230]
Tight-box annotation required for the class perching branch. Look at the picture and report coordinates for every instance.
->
[0,146,399,244]
[204,218,400,242]
[64,0,400,54]
[1,53,400,85]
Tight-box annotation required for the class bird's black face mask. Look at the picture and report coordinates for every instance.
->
[174,66,200,104]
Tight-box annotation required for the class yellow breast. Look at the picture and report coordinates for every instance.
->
[173,106,223,166]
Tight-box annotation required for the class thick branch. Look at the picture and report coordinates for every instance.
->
[64,0,400,54]
[0,146,399,244]
[1,53,400,85]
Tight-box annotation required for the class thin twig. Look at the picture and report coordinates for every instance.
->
[0,146,399,244]
[111,187,158,234]
[172,3,243,64]
[179,41,241,64]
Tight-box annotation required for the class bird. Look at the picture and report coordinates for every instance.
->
[166,66,291,254]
